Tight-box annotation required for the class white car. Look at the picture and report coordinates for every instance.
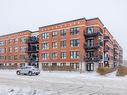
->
[16,66,40,76]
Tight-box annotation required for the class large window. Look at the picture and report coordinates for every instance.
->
[42,53,49,60]
[52,31,57,38]
[42,43,49,50]
[60,29,66,36]
[8,39,13,44]
[70,39,80,47]
[20,46,26,52]
[51,52,57,60]
[8,56,12,61]
[60,40,66,48]
[14,47,18,52]
[70,27,80,35]
[20,55,25,61]
[61,52,66,59]
[42,33,49,39]
[0,56,4,61]
[0,48,5,53]
[86,39,94,47]
[70,51,80,59]
[87,27,94,33]
[52,42,57,49]
[20,37,26,43]
[14,38,18,43]
[14,55,18,60]
[87,51,94,58]
[8,47,12,53]
[0,41,5,46]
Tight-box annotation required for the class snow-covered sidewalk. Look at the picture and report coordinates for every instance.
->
[0,70,127,95]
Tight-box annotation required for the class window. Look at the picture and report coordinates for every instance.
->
[87,27,94,33]
[20,55,25,61]
[70,27,80,35]
[42,53,49,60]
[0,56,4,61]
[14,38,18,43]
[42,43,49,50]
[42,33,49,39]
[70,39,80,47]
[0,41,5,46]
[0,48,5,53]
[42,63,49,66]
[87,51,94,58]
[52,42,57,49]
[60,30,66,36]
[61,52,66,59]
[52,31,57,38]
[70,63,74,67]
[14,55,18,60]
[20,46,26,52]
[20,37,26,43]
[51,52,57,60]
[70,51,80,59]
[60,40,66,48]
[8,47,12,53]
[86,39,94,47]
[8,39,13,44]
[14,47,18,52]
[60,63,66,66]
[75,63,79,69]
[8,56,12,61]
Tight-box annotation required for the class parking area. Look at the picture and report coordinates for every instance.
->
[0,70,127,95]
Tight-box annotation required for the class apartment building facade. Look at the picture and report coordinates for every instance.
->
[0,17,123,71]
[0,30,31,67]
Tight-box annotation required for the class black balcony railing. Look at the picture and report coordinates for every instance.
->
[104,57,110,61]
[85,56,102,62]
[84,44,100,49]
[85,26,103,37]
[25,48,38,53]
[84,31,102,37]
[104,36,110,41]
[26,37,39,44]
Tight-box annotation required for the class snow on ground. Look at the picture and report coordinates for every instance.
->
[0,70,127,95]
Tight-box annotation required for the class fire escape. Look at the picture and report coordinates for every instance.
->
[84,26,103,71]
[26,36,39,67]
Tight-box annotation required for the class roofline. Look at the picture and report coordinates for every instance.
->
[0,30,32,38]
[86,17,104,26]
[104,27,114,38]
[32,31,39,33]
[39,17,86,29]
[113,39,122,48]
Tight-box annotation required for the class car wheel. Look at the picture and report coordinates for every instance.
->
[16,71,20,75]
[28,71,32,76]
[35,73,39,75]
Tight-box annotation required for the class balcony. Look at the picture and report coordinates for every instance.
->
[85,56,102,62]
[104,46,110,52]
[85,27,103,37]
[26,36,39,44]
[104,57,110,61]
[25,48,38,53]
[84,44,100,50]
[84,31,102,37]
[104,36,110,41]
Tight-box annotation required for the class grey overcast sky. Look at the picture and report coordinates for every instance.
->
[0,0,126,59]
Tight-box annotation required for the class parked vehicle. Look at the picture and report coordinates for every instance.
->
[16,66,40,76]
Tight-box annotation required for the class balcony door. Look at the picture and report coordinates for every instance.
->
[87,27,94,34]
[86,39,94,47]
[86,63,94,71]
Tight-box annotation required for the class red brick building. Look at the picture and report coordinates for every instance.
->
[0,17,123,71]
